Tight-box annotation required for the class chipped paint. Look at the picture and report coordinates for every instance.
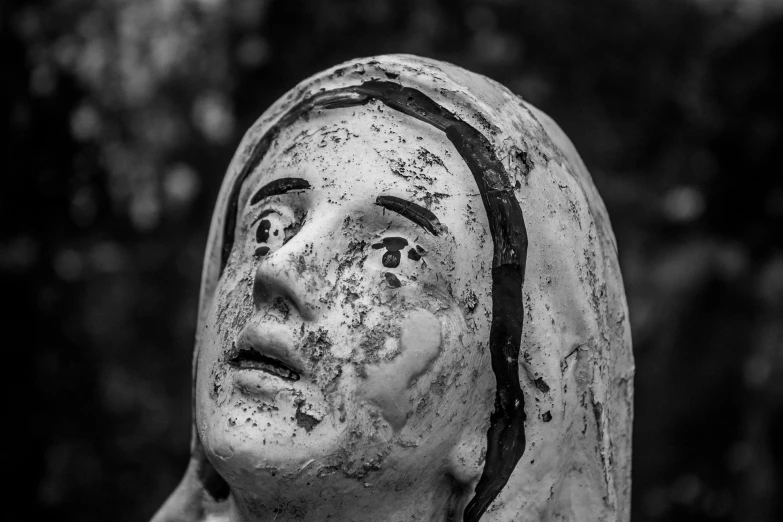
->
[153,55,633,522]
[362,308,443,430]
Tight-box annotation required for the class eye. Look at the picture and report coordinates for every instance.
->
[252,208,303,257]
[382,250,401,268]
[371,236,410,269]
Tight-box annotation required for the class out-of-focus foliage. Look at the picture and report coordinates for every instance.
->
[3,0,782,520]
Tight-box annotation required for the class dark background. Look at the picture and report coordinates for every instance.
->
[3,0,782,520]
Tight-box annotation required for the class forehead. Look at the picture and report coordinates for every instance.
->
[239,101,485,218]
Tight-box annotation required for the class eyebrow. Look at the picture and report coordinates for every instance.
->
[250,177,311,205]
[375,195,445,236]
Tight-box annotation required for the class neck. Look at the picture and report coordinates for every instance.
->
[227,475,468,522]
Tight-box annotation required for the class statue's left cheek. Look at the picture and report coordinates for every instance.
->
[360,308,443,432]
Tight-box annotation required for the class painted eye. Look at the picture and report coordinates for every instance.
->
[382,250,401,268]
[255,214,279,243]
[371,236,410,269]
[253,209,300,257]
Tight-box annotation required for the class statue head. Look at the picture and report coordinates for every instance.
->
[153,55,633,522]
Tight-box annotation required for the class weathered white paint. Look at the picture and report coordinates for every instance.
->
[152,54,634,522]
[363,308,443,431]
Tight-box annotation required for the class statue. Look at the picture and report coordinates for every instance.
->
[152,55,634,522]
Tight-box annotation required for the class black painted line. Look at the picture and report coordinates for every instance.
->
[375,195,445,236]
[250,177,311,205]
[371,236,409,251]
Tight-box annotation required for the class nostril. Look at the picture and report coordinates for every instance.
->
[270,296,290,320]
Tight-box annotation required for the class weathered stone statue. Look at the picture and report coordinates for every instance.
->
[153,55,634,522]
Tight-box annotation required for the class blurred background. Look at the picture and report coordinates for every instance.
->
[3,0,782,520]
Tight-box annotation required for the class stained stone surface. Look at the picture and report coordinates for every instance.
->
[152,54,634,522]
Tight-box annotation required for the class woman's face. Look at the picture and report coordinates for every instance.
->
[196,100,496,499]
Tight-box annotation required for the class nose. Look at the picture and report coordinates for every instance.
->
[252,243,322,322]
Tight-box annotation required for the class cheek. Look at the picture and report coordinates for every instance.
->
[361,308,443,431]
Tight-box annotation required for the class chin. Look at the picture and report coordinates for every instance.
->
[199,405,358,487]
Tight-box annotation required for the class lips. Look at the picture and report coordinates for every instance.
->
[229,348,300,381]
[228,325,303,383]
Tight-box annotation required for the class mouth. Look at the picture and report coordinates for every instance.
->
[228,348,301,382]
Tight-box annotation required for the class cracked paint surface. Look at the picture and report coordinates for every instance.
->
[194,97,496,521]
[153,54,633,522]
